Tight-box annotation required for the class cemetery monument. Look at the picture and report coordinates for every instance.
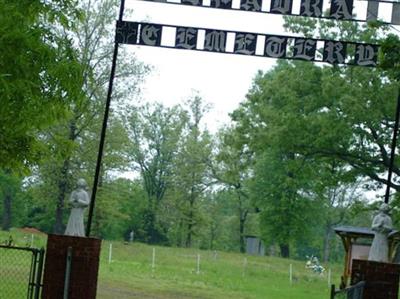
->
[65,178,90,237]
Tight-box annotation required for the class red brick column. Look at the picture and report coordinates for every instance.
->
[42,234,102,299]
[351,259,400,299]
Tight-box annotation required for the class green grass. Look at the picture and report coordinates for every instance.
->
[97,241,342,299]
[0,229,343,298]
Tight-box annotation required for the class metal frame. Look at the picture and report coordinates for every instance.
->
[384,89,400,203]
[0,245,45,299]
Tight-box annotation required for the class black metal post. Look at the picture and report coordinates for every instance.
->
[34,248,45,299]
[86,0,126,237]
[63,247,72,299]
[384,87,400,204]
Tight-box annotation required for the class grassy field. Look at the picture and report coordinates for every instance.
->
[0,229,343,299]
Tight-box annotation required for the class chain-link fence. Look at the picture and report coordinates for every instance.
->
[330,281,365,299]
[0,245,44,299]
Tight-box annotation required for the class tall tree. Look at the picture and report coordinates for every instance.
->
[128,102,187,243]
[231,61,327,257]
[173,96,213,247]
[211,127,253,253]
[313,160,364,262]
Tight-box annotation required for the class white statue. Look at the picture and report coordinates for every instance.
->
[368,203,393,263]
[65,178,90,237]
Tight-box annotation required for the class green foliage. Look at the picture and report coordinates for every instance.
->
[128,102,187,243]
[251,150,319,255]
[0,0,85,170]
[281,17,399,192]
[93,178,146,239]
[379,34,400,80]
[212,126,254,252]
[171,95,213,247]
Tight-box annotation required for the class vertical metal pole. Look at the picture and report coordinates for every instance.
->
[330,284,336,299]
[63,247,73,299]
[28,250,37,299]
[34,248,45,299]
[86,0,126,237]
[384,88,400,204]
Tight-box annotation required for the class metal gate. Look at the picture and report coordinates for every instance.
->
[0,244,45,299]
[330,281,366,299]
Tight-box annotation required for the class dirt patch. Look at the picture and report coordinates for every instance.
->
[97,282,209,299]
[18,227,47,235]
[97,286,160,299]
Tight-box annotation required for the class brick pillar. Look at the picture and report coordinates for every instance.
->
[42,234,102,299]
[351,259,400,299]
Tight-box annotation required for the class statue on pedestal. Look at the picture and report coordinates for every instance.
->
[368,203,393,263]
[65,179,90,237]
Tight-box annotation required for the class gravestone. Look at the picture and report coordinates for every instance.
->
[245,236,265,256]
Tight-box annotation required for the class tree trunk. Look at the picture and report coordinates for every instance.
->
[53,120,76,234]
[185,195,195,248]
[186,223,192,247]
[280,243,290,258]
[323,225,332,263]
[2,191,12,231]
[53,158,70,234]
[209,224,216,250]
[177,218,184,247]
[186,208,194,248]
[239,213,246,253]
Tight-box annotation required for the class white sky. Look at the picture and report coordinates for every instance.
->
[124,0,286,131]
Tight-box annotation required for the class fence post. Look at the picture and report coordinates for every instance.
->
[196,254,201,274]
[108,243,112,264]
[242,257,248,277]
[330,284,336,299]
[328,268,331,288]
[289,264,293,285]
[213,250,218,260]
[152,247,156,273]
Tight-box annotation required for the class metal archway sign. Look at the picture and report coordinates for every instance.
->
[86,0,400,236]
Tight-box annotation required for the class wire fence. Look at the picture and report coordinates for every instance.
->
[0,245,44,299]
